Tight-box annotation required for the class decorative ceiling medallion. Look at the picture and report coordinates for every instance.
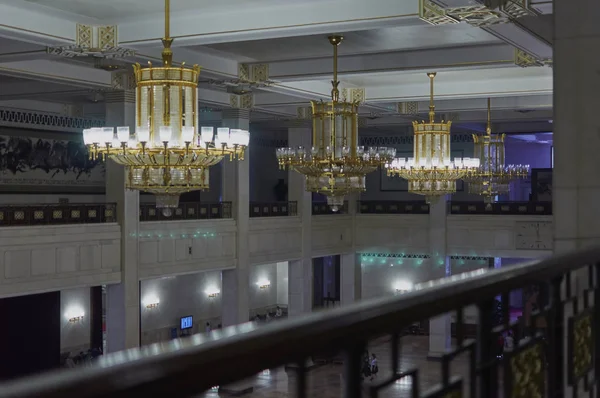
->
[47,24,135,59]
[514,49,545,67]
[498,0,540,19]
[419,0,459,25]
[445,5,510,27]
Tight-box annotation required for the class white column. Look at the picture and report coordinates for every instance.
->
[553,1,600,253]
[288,125,313,316]
[427,196,451,357]
[340,253,361,306]
[221,109,250,326]
[104,90,141,352]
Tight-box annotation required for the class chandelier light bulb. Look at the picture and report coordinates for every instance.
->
[181,126,194,143]
[136,127,150,143]
[200,127,214,144]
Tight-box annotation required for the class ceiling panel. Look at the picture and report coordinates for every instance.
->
[21,0,321,20]
[198,24,500,62]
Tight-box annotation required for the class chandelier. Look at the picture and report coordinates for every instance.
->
[276,36,395,211]
[464,98,529,203]
[387,73,479,204]
[82,0,249,216]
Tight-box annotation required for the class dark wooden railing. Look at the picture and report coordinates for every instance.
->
[450,201,552,215]
[0,203,116,226]
[2,247,599,397]
[139,202,232,221]
[312,201,349,215]
[357,200,430,214]
[249,201,298,217]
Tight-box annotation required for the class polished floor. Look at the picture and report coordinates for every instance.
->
[201,335,473,397]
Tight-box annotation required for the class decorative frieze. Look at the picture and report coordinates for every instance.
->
[514,49,547,67]
[419,0,459,25]
[342,88,366,103]
[0,107,104,132]
[397,102,419,115]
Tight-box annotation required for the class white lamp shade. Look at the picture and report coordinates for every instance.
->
[117,126,130,142]
[230,129,250,146]
[83,129,92,145]
[182,126,195,143]
[136,127,150,143]
[90,128,102,144]
[217,127,230,146]
[101,127,114,144]
[159,126,173,143]
[200,126,214,144]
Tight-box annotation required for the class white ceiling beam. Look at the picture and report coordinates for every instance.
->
[0,60,112,88]
[364,70,552,102]
[118,0,419,47]
[131,46,239,79]
[264,43,516,81]
[381,94,552,113]
[0,3,76,46]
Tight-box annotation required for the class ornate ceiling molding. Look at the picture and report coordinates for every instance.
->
[420,0,539,28]
[514,49,551,68]
[47,24,135,59]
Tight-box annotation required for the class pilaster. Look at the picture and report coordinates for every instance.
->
[427,196,451,357]
[104,95,140,352]
[221,108,251,326]
[287,127,313,316]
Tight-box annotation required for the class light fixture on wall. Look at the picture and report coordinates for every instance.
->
[256,279,271,289]
[81,0,250,217]
[387,73,480,204]
[65,308,85,323]
[393,280,413,294]
[205,287,221,298]
[463,98,529,203]
[276,35,395,211]
[142,296,160,309]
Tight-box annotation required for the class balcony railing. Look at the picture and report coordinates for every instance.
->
[139,202,232,221]
[3,246,598,397]
[312,201,349,215]
[358,200,430,214]
[250,201,298,217]
[0,203,116,226]
[450,201,552,215]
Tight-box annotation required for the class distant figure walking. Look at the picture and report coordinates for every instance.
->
[205,322,211,334]
[369,354,378,381]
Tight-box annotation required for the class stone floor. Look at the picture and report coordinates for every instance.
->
[200,335,473,397]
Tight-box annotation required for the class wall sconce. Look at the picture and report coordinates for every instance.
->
[205,287,221,298]
[65,308,85,323]
[142,296,160,309]
[256,279,271,289]
[393,280,413,294]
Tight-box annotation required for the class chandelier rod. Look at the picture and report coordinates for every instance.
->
[161,0,174,67]
[328,35,343,102]
[486,97,492,135]
[427,72,436,123]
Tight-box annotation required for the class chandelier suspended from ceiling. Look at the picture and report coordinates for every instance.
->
[83,0,249,216]
[276,35,395,211]
[387,73,480,204]
[464,98,529,202]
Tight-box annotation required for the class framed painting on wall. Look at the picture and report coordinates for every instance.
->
[380,149,465,192]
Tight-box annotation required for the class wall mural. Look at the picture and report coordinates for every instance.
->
[0,134,105,191]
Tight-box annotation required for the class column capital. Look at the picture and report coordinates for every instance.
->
[222,108,250,121]
[105,90,135,104]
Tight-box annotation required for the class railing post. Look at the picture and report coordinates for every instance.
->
[477,298,498,398]
[549,275,565,397]
[595,263,600,396]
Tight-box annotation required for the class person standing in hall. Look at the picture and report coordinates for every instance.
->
[369,354,379,381]
[205,322,211,334]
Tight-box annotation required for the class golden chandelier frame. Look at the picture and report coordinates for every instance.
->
[276,35,395,210]
[387,73,479,204]
[83,0,249,216]
[464,98,529,202]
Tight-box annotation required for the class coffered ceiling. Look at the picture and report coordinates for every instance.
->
[0,0,554,132]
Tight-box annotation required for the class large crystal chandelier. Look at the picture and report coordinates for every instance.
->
[82,0,249,216]
[464,98,529,203]
[387,73,479,204]
[276,36,395,211]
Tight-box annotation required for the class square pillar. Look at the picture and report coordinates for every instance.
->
[220,109,250,326]
[427,196,451,357]
[287,125,313,316]
[104,91,141,352]
[340,253,361,306]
